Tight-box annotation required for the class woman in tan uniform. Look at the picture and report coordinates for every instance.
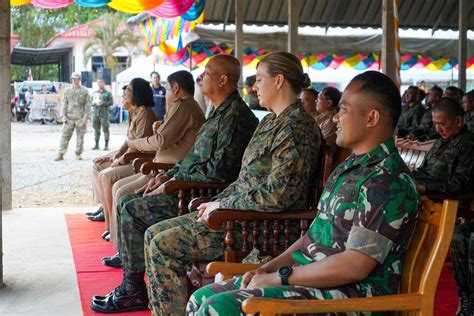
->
[95,78,156,240]
[107,70,205,249]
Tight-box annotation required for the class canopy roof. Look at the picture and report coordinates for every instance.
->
[203,0,474,31]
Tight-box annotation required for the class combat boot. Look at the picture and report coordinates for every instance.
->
[92,141,99,150]
[90,270,148,313]
[456,292,473,316]
[54,154,64,161]
[104,140,109,151]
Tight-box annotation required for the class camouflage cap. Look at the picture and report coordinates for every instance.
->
[71,72,81,79]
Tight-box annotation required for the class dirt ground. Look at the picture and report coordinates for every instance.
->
[11,121,128,208]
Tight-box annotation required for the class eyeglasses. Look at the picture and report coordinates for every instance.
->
[317,96,330,101]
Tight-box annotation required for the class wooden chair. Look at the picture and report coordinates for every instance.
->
[395,138,436,171]
[206,197,459,316]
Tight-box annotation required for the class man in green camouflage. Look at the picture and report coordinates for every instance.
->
[91,78,113,150]
[90,54,259,313]
[55,72,91,161]
[397,85,425,137]
[187,70,420,316]
[413,97,474,195]
[463,90,474,132]
[412,86,443,141]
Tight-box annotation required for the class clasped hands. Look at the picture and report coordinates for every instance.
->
[135,174,170,196]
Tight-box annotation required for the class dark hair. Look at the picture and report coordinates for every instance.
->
[431,86,443,98]
[129,78,154,107]
[320,87,341,108]
[167,70,195,96]
[301,88,318,99]
[419,89,426,102]
[432,97,465,118]
[245,75,256,87]
[445,86,464,100]
[465,90,474,102]
[257,51,311,94]
[349,71,402,128]
[150,71,160,78]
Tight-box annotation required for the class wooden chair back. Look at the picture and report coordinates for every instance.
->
[222,197,459,316]
[396,138,435,171]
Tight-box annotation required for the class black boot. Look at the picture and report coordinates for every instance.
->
[90,270,148,313]
[86,206,103,217]
[456,292,473,316]
[92,141,99,150]
[104,140,109,150]
[102,252,122,268]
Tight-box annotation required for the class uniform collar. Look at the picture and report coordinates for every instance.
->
[258,101,301,132]
[207,90,240,118]
[440,126,468,145]
[350,138,396,168]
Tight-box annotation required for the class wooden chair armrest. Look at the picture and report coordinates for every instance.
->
[132,158,154,173]
[206,262,261,277]
[242,293,423,315]
[140,162,175,175]
[188,197,213,212]
[123,151,155,164]
[162,180,229,195]
[206,209,316,230]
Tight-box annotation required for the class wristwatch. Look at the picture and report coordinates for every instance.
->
[278,266,293,285]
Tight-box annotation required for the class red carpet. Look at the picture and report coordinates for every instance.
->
[66,213,458,315]
[65,214,150,316]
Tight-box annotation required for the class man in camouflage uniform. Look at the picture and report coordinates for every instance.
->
[91,78,113,150]
[145,96,322,315]
[90,55,259,313]
[413,97,474,195]
[412,86,443,141]
[187,71,420,316]
[397,85,425,137]
[55,72,91,161]
[463,90,474,132]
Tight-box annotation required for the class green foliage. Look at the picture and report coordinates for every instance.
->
[10,4,133,82]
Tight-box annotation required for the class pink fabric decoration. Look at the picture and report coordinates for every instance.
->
[148,0,195,18]
[31,0,73,8]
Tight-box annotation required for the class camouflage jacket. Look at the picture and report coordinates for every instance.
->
[412,107,439,141]
[91,88,113,115]
[292,138,420,297]
[397,103,425,136]
[61,85,91,120]
[165,91,258,182]
[216,102,322,212]
[413,126,474,194]
[465,111,474,133]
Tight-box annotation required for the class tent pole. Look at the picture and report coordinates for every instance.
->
[234,0,244,87]
[458,0,468,91]
[382,0,401,88]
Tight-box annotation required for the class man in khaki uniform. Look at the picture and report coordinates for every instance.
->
[55,72,91,161]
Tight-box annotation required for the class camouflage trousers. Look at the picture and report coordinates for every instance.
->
[144,215,303,315]
[144,211,227,315]
[450,221,474,294]
[92,107,110,142]
[116,193,180,273]
[187,275,357,316]
[58,118,87,155]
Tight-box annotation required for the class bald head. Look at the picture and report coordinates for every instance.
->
[210,54,241,85]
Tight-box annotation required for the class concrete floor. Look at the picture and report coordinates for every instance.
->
[0,206,95,316]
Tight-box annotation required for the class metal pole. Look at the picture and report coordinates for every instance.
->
[458,0,468,91]
[288,0,300,54]
[0,0,13,288]
[235,0,244,87]
[382,0,401,88]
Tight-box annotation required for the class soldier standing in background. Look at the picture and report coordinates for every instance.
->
[55,72,91,161]
[91,78,113,150]
[150,71,166,121]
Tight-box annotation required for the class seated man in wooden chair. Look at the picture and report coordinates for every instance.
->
[187,70,421,315]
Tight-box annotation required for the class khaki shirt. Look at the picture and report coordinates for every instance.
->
[61,85,91,120]
[130,97,205,164]
[115,106,156,165]
[315,109,338,152]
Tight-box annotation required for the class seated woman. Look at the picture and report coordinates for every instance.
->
[105,70,205,252]
[90,78,156,241]
[315,86,341,153]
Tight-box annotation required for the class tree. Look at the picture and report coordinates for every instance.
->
[82,13,141,81]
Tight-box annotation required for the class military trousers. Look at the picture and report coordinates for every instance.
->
[450,221,474,294]
[187,274,357,316]
[116,193,180,273]
[92,107,110,143]
[58,118,87,155]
